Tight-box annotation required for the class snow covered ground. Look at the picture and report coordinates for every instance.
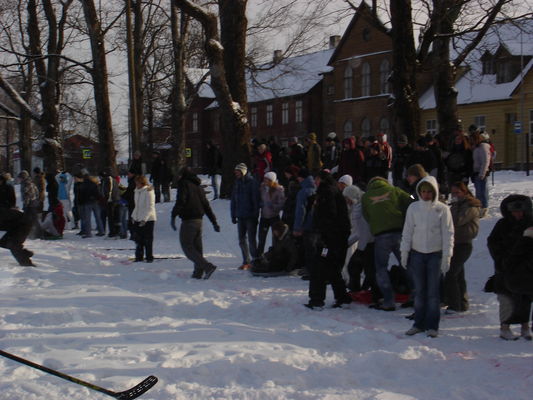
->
[1,171,532,400]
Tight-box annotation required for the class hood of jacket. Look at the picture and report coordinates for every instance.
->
[415,175,439,204]
[500,194,532,220]
[300,175,316,190]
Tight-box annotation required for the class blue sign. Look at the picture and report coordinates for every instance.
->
[514,121,521,134]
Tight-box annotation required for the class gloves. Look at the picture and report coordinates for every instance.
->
[232,217,237,224]
[401,251,409,269]
[170,218,177,231]
[441,255,451,275]
[138,220,146,227]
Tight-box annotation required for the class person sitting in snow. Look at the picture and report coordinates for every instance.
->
[39,198,65,239]
[250,221,298,276]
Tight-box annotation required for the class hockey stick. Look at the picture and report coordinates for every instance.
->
[0,349,158,399]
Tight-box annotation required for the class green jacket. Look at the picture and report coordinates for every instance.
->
[362,178,413,236]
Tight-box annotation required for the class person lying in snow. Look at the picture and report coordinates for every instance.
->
[38,198,65,239]
[250,221,298,276]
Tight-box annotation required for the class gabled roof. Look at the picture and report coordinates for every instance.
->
[420,19,533,109]
[206,48,334,109]
[327,0,390,66]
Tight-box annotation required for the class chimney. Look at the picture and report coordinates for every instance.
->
[329,35,341,49]
[273,49,283,64]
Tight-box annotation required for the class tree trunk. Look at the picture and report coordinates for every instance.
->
[133,0,145,153]
[170,2,188,181]
[218,0,251,197]
[80,0,117,175]
[390,0,420,144]
[432,0,462,150]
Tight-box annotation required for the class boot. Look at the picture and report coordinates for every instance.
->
[520,323,532,341]
[500,324,519,341]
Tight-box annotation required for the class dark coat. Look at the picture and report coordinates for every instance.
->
[314,175,350,247]
[487,194,533,294]
[172,170,217,225]
[205,144,223,176]
[78,178,101,205]
[338,137,365,184]
[230,174,260,220]
[504,235,533,297]
[446,144,473,184]
[0,183,16,208]
[253,227,299,273]
[293,175,315,233]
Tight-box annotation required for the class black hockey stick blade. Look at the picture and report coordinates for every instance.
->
[115,375,158,399]
[0,349,158,399]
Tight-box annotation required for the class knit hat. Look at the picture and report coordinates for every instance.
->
[343,185,364,204]
[523,227,533,239]
[264,171,277,183]
[338,174,353,187]
[18,170,29,179]
[327,132,337,139]
[308,132,317,141]
[234,163,247,176]
[481,132,490,141]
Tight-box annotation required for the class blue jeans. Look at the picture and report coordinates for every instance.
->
[211,174,221,199]
[119,204,129,236]
[237,217,258,264]
[472,175,488,208]
[373,232,402,308]
[80,201,104,236]
[409,250,442,331]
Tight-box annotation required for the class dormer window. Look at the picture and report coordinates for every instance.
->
[481,51,495,75]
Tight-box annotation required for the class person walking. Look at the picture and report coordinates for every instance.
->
[305,132,323,175]
[487,194,533,340]
[443,182,480,313]
[56,170,74,229]
[78,173,105,238]
[472,131,491,217]
[401,176,454,338]
[230,163,260,270]
[171,168,220,279]
[257,171,285,256]
[131,175,156,263]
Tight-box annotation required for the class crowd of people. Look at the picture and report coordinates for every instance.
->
[0,125,531,340]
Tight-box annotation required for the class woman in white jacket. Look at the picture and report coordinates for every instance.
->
[401,176,454,338]
[131,175,156,262]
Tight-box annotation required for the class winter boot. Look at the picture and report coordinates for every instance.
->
[500,324,519,341]
[520,324,532,341]
[10,247,34,267]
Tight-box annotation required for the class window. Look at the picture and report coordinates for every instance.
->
[251,107,257,128]
[379,60,390,94]
[426,119,437,136]
[192,112,199,132]
[343,66,353,98]
[482,55,495,75]
[361,62,371,97]
[266,104,273,127]
[474,116,486,132]
[282,102,289,125]
[362,27,371,41]
[327,85,335,95]
[496,61,513,83]
[361,117,371,137]
[343,120,353,138]
[379,118,389,136]
[295,100,303,123]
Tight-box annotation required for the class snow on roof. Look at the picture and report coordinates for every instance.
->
[420,19,533,110]
[206,48,334,109]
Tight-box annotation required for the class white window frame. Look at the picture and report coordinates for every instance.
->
[266,104,273,127]
[343,66,353,99]
[379,59,390,94]
[295,100,303,123]
[379,117,389,136]
[361,62,371,97]
[282,102,289,125]
[426,119,437,136]
[251,107,257,128]
[474,115,486,132]
[343,120,353,138]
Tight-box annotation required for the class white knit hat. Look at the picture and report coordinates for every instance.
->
[343,185,364,204]
[234,163,247,176]
[264,171,277,183]
[327,132,337,139]
[338,174,353,186]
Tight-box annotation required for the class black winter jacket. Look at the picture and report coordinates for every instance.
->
[504,235,533,297]
[171,170,217,225]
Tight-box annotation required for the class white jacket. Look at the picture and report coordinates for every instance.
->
[473,142,491,178]
[400,176,454,265]
[131,186,157,223]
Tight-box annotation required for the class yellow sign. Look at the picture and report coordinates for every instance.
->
[185,148,192,158]
[82,149,92,159]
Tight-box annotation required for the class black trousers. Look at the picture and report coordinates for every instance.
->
[444,242,472,311]
[0,208,32,248]
[134,221,154,261]
[308,239,349,306]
